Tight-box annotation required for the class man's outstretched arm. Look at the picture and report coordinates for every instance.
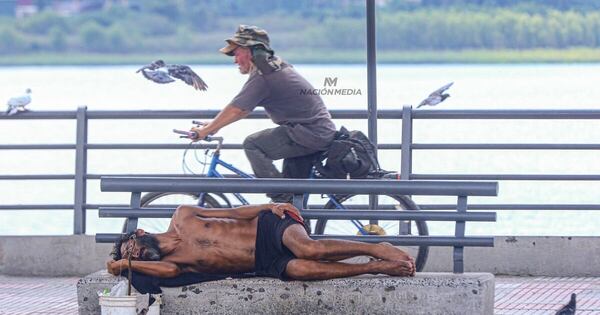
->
[190,104,250,140]
[175,203,302,221]
[107,259,180,278]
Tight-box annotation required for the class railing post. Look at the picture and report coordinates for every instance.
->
[366,0,379,224]
[400,105,413,180]
[399,106,414,235]
[453,196,468,273]
[74,106,88,234]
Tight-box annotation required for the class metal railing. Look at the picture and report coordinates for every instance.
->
[2,107,600,233]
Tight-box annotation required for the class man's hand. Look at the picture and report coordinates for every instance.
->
[189,125,216,141]
[106,259,126,276]
[268,203,303,221]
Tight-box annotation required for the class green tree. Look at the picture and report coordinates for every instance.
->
[17,10,68,35]
[49,26,67,51]
[0,27,28,53]
[79,21,108,52]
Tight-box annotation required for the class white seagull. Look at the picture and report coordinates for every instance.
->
[136,60,208,91]
[6,88,32,116]
[416,82,453,108]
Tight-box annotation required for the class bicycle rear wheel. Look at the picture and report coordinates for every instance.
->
[314,194,429,272]
[121,192,222,233]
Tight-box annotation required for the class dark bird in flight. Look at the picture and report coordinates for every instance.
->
[555,293,576,315]
[136,60,208,91]
[6,88,32,116]
[416,82,453,108]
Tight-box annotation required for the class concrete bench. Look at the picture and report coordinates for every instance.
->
[78,270,494,314]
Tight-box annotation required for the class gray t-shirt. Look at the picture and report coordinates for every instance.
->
[230,63,336,151]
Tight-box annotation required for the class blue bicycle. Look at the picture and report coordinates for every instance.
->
[133,123,430,271]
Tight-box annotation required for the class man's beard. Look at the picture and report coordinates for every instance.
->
[137,234,161,261]
[239,63,256,75]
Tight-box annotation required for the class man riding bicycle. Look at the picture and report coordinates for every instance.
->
[190,25,336,202]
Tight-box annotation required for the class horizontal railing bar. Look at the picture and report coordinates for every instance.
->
[310,235,494,247]
[86,144,239,150]
[4,143,600,151]
[84,110,401,120]
[0,143,399,151]
[412,174,600,180]
[3,203,598,211]
[86,174,240,179]
[94,233,493,246]
[156,203,600,211]
[0,144,76,150]
[0,111,76,119]
[7,109,600,120]
[0,175,75,180]
[100,177,499,196]
[420,204,600,210]
[412,143,600,150]
[98,208,496,221]
[412,109,600,119]
[0,204,74,210]
[0,174,244,180]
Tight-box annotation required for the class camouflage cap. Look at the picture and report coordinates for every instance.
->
[220,25,274,56]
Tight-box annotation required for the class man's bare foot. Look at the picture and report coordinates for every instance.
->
[373,260,414,277]
[378,242,411,261]
[378,242,416,274]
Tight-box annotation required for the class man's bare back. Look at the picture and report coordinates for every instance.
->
[107,203,416,280]
[164,215,259,274]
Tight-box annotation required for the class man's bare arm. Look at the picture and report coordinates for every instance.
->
[176,203,302,221]
[190,104,250,140]
[107,259,180,278]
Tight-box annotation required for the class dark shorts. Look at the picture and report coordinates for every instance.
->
[254,211,303,280]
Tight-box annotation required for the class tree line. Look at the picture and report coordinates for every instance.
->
[2,1,600,54]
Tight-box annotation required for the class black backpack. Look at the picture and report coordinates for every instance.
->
[315,127,382,179]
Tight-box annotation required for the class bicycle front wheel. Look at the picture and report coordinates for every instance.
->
[122,192,222,233]
[314,194,429,272]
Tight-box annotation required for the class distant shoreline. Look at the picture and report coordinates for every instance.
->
[2,48,600,65]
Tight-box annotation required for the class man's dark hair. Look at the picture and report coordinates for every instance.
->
[110,231,161,261]
[111,231,135,261]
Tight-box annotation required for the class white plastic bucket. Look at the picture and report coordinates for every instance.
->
[99,295,137,315]
[99,294,161,315]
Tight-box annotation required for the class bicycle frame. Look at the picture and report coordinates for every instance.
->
[197,147,371,235]
[199,150,252,206]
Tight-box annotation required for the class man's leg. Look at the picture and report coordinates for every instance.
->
[243,126,319,178]
[243,126,320,202]
[282,224,415,274]
[285,258,413,280]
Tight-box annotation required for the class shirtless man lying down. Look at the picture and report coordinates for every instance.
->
[106,203,415,280]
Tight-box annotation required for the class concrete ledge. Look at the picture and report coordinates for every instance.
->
[77,271,494,315]
[0,235,112,276]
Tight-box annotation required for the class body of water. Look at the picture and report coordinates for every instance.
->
[1,63,600,236]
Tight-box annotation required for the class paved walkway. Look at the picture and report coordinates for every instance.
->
[1,275,599,314]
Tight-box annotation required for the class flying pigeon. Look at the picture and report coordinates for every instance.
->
[555,293,576,315]
[6,88,32,116]
[136,60,208,91]
[416,82,453,108]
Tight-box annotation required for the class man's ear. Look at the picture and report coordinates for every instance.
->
[135,229,145,237]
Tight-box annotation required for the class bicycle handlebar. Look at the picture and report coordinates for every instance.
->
[172,128,223,144]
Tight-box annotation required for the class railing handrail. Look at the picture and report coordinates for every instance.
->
[5,108,600,120]
[99,177,499,196]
